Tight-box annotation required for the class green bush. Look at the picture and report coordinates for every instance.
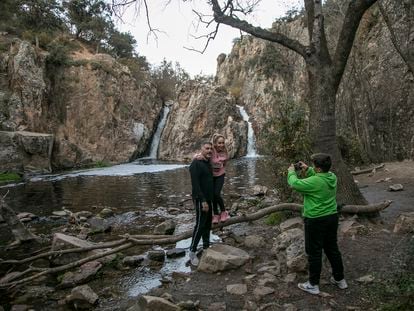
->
[0,172,21,183]
[46,41,71,67]
[262,96,311,202]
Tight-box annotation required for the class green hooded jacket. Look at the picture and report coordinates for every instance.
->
[287,167,337,218]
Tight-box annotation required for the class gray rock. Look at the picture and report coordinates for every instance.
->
[17,212,37,220]
[244,235,265,248]
[51,233,113,265]
[52,210,68,217]
[154,219,176,235]
[271,228,303,253]
[75,211,93,218]
[59,261,102,289]
[66,285,98,309]
[148,250,165,262]
[166,248,186,258]
[286,240,307,273]
[284,273,297,283]
[198,244,251,273]
[127,295,179,311]
[98,207,114,218]
[0,131,53,174]
[393,212,414,233]
[279,217,303,232]
[226,283,248,295]
[251,185,268,196]
[258,273,277,286]
[87,217,112,233]
[253,286,275,300]
[177,300,199,310]
[123,255,145,267]
[284,303,298,311]
[356,275,375,284]
[389,184,404,191]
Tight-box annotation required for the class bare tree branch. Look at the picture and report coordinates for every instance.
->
[210,0,307,57]
[332,0,379,92]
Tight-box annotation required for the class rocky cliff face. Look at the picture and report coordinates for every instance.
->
[0,38,162,171]
[216,3,414,162]
[158,81,247,161]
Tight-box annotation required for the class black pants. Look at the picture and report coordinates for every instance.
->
[212,174,225,215]
[304,213,344,285]
[190,200,213,252]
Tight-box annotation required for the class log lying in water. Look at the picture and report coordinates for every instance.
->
[0,200,392,288]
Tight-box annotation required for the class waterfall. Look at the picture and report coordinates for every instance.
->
[148,105,170,159]
[236,105,258,157]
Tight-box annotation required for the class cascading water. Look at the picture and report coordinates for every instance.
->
[237,105,258,157]
[147,105,170,159]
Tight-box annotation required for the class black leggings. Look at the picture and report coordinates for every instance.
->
[213,174,225,215]
[190,200,213,252]
[304,213,344,285]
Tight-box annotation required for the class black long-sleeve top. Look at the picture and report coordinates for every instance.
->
[189,159,214,202]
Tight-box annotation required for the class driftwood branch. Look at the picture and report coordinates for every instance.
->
[0,201,392,288]
[351,163,385,175]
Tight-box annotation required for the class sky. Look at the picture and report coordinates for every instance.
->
[118,0,302,77]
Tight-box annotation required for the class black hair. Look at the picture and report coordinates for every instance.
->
[311,153,332,172]
[199,141,212,148]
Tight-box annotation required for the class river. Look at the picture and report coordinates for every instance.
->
[0,157,276,309]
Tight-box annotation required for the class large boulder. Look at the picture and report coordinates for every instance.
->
[127,295,179,311]
[51,233,113,265]
[198,244,251,273]
[66,285,98,310]
[158,81,247,161]
[0,131,53,173]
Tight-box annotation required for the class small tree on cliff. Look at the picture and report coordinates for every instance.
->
[113,0,382,205]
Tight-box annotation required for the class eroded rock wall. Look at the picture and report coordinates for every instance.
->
[216,3,414,161]
[158,81,247,161]
[0,38,162,171]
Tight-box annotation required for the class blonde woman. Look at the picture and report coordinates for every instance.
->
[210,134,230,224]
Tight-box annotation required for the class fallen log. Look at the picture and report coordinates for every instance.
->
[351,163,385,175]
[0,200,392,288]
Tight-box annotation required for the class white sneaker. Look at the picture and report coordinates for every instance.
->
[298,281,320,295]
[330,276,348,289]
[189,251,199,266]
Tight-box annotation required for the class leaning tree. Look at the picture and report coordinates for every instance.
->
[113,0,384,205]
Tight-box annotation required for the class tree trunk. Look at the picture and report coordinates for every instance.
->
[0,198,39,244]
[306,61,367,205]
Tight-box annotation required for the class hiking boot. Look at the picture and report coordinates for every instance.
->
[212,215,220,224]
[189,251,199,266]
[298,281,320,295]
[220,211,230,222]
[330,276,348,289]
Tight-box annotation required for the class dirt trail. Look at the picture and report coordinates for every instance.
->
[141,161,414,311]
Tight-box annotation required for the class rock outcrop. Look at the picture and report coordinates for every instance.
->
[0,131,53,173]
[158,81,247,161]
[0,38,162,170]
[216,3,414,161]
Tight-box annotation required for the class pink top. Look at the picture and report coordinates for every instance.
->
[211,150,228,177]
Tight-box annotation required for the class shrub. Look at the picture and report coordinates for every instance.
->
[0,172,21,183]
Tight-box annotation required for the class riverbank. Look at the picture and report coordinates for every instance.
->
[140,161,414,311]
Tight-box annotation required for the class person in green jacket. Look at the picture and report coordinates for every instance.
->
[287,153,348,295]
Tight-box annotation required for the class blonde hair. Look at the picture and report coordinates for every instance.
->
[211,133,228,154]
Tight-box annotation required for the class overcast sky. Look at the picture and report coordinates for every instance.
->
[118,0,302,77]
